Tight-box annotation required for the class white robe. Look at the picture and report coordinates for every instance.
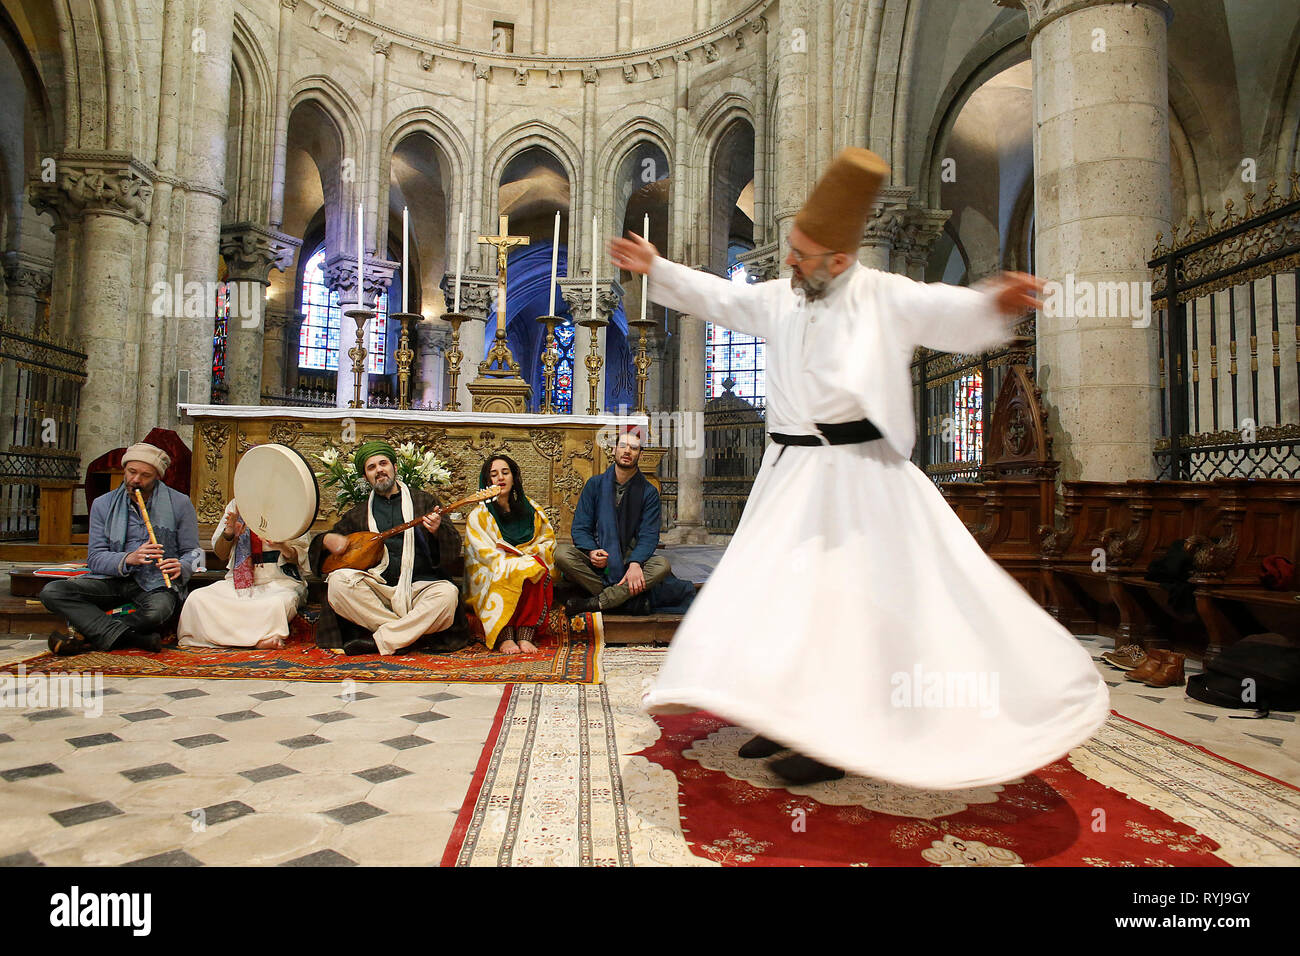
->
[642,258,1110,791]
[177,501,310,649]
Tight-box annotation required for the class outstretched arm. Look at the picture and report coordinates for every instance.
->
[611,232,773,339]
[888,270,1044,354]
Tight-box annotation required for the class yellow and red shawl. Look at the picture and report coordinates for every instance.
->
[465,499,556,648]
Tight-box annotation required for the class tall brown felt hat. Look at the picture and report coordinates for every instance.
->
[794,147,890,253]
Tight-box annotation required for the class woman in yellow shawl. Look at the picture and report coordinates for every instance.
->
[465,454,556,654]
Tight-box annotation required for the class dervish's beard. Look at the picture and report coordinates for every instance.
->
[372,475,397,495]
[791,263,833,300]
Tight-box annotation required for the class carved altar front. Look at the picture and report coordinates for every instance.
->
[180,405,657,540]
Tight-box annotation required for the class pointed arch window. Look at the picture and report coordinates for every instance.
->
[298,246,388,373]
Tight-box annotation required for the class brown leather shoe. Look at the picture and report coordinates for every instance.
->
[1102,643,1147,670]
[1124,649,1168,682]
[1144,652,1186,688]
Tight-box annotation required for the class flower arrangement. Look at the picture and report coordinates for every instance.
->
[315,441,452,511]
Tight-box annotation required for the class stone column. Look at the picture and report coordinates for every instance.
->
[443,0,460,44]
[446,273,494,410]
[219,223,300,405]
[673,304,708,544]
[531,0,548,54]
[262,307,301,398]
[367,38,391,249]
[470,63,490,272]
[2,253,53,333]
[559,277,619,414]
[174,0,234,425]
[772,0,811,253]
[416,324,450,406]
[268,0,298,228]
[324,254,398,407]
[30,156,154,463]
[616,0,632,48]
[998,0,1173,480]
[752,17,770,246]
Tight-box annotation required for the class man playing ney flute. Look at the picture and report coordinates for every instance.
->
[611,148,1108,789]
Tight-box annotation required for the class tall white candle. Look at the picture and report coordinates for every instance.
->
[356,203,363,308]
[591,214,597,320]
[641,213,649,322]
[548,211,560,316]
[453,211,464,314]
[402,206,409,314]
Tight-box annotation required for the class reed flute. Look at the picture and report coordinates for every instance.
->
[134,488,173,588]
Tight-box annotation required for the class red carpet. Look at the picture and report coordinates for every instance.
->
[634,711,1272,866]
[6,608,603,684]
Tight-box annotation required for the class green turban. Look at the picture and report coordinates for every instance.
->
[354,440,398,476]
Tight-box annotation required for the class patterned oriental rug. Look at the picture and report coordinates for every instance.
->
[4,609,604,685]
[444,649,1300,866]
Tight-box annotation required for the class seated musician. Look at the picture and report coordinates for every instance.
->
[176,500,311,650]
[555,428,675,616]
[43,442,201,655]
[309,441,470,656]
[464,454,557,655]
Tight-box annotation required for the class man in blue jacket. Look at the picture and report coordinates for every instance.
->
[42,441,201,655]
[556,429,672,616]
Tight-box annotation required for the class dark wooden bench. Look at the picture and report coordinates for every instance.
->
[1187,479,1300,661]
[1038,480,1133,635]
[1101,479,1222,647]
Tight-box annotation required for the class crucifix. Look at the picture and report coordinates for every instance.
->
[476,213,531,377]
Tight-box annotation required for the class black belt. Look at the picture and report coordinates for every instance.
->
[256,551,280,564]
[772,418,883,446]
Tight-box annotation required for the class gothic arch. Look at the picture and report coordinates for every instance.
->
[227,13,274,224]
[918,33,1029,208]
[1261,18,1300,181]
[288,75,367,167]
[285,81,364,264]
[381,108,471,207]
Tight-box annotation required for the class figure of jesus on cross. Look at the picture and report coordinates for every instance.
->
[477,214,530,375]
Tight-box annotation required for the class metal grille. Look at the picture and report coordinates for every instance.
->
[1150,179,1300,480]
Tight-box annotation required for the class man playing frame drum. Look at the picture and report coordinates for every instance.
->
[308,440,470,656]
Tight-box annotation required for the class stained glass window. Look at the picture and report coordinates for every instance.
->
[705,262,766,401]
[298,247,388,373]
[552,320,576,414]
[951,372,984,463]
[211,282,229,401]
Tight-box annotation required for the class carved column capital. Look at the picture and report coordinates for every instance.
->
[582,65,599,84]
[899,208,951,271]
[558,275,623,325]
[2,251,54,299]
[29,153,155,225]
[993,0,1173,41]
[219,222,302,283]
[736,241,780,281]
[324,253,398,309]
[441,273,496,321]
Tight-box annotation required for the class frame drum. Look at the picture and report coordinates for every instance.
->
[233,444,320,540]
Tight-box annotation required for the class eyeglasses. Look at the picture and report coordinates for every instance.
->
[785,243,838,265]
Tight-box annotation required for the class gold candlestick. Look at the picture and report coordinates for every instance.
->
[392,311,419,409]
[343,307,374,408]
[579,315,607,416]
[536,314,561,414]
[630,317,655,414]
[442,312,466,411]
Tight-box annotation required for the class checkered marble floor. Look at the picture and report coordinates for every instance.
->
[0,636,501,866]
[0,632,1296,866]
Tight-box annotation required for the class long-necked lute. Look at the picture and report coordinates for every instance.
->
[321,487,499,574]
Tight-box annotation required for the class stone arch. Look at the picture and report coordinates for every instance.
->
[1260,17,1300,182]
[483,123,581,267]
[918,32,1029,209]
[690,92,755,265]
[0,3,58,255]
[227,13,274,225]
[286,79,367,265]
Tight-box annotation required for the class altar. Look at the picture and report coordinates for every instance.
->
[180,404,657,540]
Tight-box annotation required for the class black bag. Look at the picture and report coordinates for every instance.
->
[1186,635,1300,711]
